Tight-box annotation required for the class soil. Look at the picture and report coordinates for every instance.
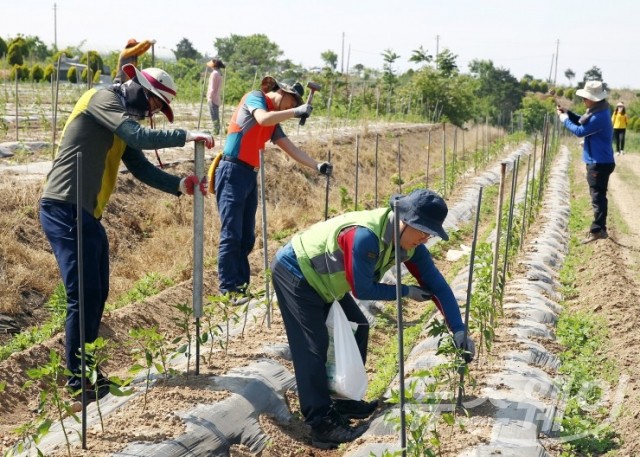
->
[1,110,639,456]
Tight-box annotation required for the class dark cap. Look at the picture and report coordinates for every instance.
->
[390,189,449,241]
[260,75,304,106]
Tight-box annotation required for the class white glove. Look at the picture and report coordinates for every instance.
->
[317,161,333,176]
[406,285,432,302]
[293,103,313,118]
[186,131,214,149]
[558,113,568,123]
[453,330,476,363]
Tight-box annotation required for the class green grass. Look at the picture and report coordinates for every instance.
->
[556,148,621,455]
[0,273,174,363]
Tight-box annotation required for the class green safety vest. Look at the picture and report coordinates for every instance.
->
[291,208,414,302]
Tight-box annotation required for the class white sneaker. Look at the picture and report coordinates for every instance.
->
[621,150,624,155]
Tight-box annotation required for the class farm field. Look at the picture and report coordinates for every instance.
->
[1,92,639,456]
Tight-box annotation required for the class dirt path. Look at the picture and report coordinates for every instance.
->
[569,151,640,455]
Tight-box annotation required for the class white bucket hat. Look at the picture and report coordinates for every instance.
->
[576,81,608,102]
[123,64,177,122]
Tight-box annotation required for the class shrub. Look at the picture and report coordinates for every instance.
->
[67,66,78,83]
[43,64,55,82]
[29,64,44,82]
[10,64,29,81]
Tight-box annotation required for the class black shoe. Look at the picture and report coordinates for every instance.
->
[581,230,608,244]
[334,399,379,419]
[68,373,112,404]
[311,408,366,449]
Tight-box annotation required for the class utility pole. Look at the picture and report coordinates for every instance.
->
[435,34,440,69]
[548,53,554,83]
[553,39,560,86]
[53,3,58,51]
[340,32,345,74]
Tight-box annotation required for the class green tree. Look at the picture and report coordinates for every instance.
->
[23,35,51,61]
[80,50,104,74]
[0,37,7,59]
[469,59,523,125]
[411,66,475,125]
[214,34,283,78]
[381,49,400,112]
[173,37,202,60]
[515,94,554,133]
[565,68,575,86]
[7,37,29,66]
[321,50,338,72]
[581,66,603,87]
[409,45,432,66]
[435,49,458,77]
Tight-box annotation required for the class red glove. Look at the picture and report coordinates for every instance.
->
[180,175,208,196]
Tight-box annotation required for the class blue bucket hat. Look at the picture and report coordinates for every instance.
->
[390,189,449,241]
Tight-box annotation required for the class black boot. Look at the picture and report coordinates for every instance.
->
[334,399,379,419]
[311,408,366,449]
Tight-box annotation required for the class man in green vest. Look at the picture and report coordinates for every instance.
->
[271,189,475,449]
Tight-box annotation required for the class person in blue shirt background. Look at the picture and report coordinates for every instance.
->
[557,80,615,244]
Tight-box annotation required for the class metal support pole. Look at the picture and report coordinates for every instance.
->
[392,201,407,457]
[426,130,431,189]
[77,151,87,449]
[490,162,507,309]
[324,150,331,221]
[500,157,519,308]
[442,124,446,197]
[259,149,272,327]
[15,71,19,141]
[354,134,359,211]
[374,134,379,207]
[397,137,402,194]
[520,154,532,249]
[193,141,205,375]
[458,186,482,408]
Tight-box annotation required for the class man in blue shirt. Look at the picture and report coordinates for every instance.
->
[557,80,615,244]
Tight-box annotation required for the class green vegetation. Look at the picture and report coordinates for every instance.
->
[0,273,174,363]
[1,33,611,130]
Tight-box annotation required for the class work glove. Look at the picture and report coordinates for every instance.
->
[186,131,214,149]
[293,103,313,118]
[453,330,476,363]
[556,106,568,123]
[406,285,432,302]
[317,161,333,176]
[180,175,208,196]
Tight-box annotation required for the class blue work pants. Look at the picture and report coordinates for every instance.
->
[214,160,258,295]
[39,199,109,384]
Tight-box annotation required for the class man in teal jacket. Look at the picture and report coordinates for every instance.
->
[271,189,475,449]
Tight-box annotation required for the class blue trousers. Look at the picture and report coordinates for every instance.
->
[214,160,258,294]
[271,250,369,427]
[40,199,109,384]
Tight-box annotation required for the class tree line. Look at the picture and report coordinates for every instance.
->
[2,34,636,132]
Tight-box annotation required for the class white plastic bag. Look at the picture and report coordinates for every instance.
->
[325,301,368,400]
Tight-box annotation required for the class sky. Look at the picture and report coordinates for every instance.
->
[2,0,638,89]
